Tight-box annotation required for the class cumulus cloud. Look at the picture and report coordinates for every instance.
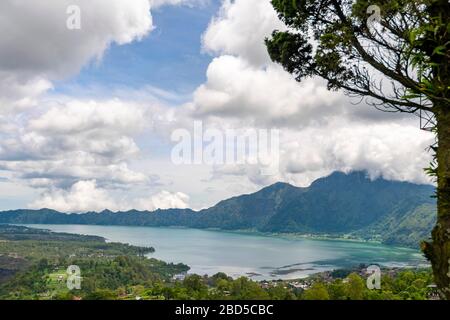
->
[0,0,153,79]
[0,0,205,210]
[29,99,146,136]
[196,0,409,126]
[0,0,190,192]
[186,0,434,191]
[29,180,190,213]
[0,73,53,114]
[200,118,434,188]
[0,0,206,115]
[280,120,434,185]
[203,0,286,66]
[0,98,150,188]
[135,190,190,211]
[202,0,285,66]
[193,55,347,127]
[29,180,117,213]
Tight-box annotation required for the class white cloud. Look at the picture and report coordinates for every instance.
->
[0,0,156,120]
[197,0,407,126]
[186,0,434,194]
[0,0,208,114]
[135,190,190,211]
[29,99,147,136]
[0,0,204,210]
[29,180,116,213]
[0,73,53,114]
[279,120,434,186]
[0,98,150,188]
[197,117,434,188]
[0,0,153,79]
[193,55,346,127]
[202,0,285,66]
[29,180,190,213]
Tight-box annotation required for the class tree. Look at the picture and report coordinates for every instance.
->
[84,289,116,300]
[231,277,270,300]
[183,274,206,291]
[268,284,296,300]
[344,273,366,300]
[303,283,330,300]
[266,0,450,298]
[328,279,348,300]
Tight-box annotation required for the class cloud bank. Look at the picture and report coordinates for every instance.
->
[29,180,190,213]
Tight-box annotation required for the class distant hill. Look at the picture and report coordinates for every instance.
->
[0,171,436,248]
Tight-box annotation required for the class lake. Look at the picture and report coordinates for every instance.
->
[23,224,428,280]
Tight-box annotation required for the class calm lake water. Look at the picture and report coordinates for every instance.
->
[24,224,428,280]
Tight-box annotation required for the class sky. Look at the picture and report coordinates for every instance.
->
[0,0,435,212]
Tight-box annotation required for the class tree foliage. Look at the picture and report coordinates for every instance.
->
[266,0,449,114]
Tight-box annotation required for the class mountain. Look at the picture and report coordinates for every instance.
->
[0,171,436,248]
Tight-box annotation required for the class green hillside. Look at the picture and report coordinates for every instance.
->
[0,171,436,249]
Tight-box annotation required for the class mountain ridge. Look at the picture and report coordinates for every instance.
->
[0,171,436,249]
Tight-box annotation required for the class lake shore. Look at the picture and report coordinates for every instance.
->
[18,224,427,281]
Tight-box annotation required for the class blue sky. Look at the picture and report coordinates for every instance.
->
[54,2,221,98]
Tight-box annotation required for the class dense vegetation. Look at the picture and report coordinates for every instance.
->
[100,269,436,301]
[300,270,436,300]
[0,171,435,248]
[0,225,188,300]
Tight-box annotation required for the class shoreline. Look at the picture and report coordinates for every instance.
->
[12,223,429,281]
[12,222,420,251]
